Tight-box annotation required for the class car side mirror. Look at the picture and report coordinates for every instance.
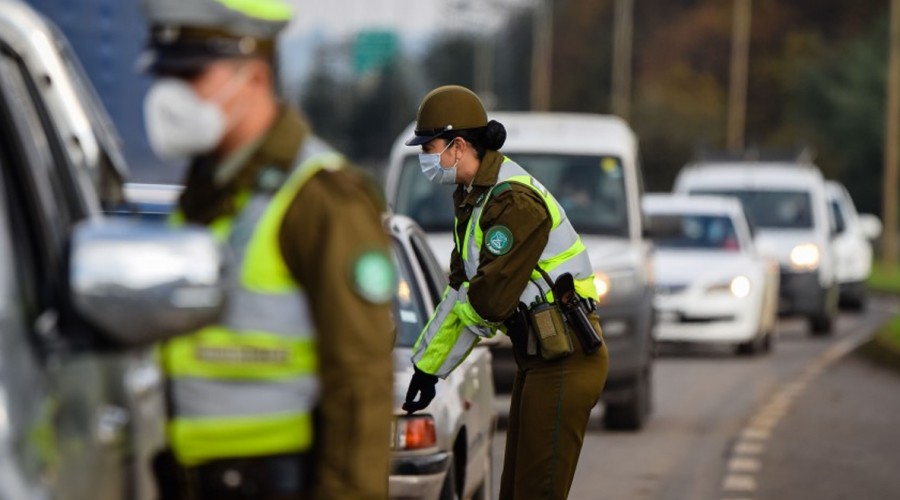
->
[69,219,226,346]
[859,214,883,241]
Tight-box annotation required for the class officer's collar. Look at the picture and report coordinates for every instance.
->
[471,150,504,187]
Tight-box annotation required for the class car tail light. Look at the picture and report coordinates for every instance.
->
[392,415,437,450]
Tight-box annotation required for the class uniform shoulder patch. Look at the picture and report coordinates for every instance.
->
[484,225,514,256]
[492,182,513,196]
[350,250,396,304]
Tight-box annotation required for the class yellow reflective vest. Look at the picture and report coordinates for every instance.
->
[412,158,597,377]
[162,138,343,466]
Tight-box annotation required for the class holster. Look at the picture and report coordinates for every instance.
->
[528,301,574,361]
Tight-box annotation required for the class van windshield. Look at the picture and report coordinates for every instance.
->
[394,154,629,237]
[691,189,813,229]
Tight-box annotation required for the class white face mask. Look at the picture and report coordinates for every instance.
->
[143,69,250,161]
[419,141,458,185]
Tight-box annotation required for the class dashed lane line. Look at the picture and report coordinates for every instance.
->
[720,320,880,500]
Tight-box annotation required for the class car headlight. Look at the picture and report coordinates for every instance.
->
[593,268,639,303]
[391,414,437,451]
[789,243,820,271]
[594,272,611,302]
[705,275,751,298]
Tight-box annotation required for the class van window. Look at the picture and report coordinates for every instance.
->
[394,154,630,237]
[692,189,813,230]
[830,200,847,234]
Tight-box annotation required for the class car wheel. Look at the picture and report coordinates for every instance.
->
[439,458,459,500]
[735,338,758,356]
[604,368,650,431]
[809,307,837,335]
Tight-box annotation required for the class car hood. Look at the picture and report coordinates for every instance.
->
[653,251,755,286]
[581,235,638,271]
[754,229,820,265]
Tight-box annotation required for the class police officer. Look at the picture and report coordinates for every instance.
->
[139,1,396,498]
[403,86,609,499]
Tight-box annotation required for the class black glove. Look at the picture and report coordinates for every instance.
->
[403,366,439,414]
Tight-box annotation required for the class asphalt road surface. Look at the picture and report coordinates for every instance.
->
[490,296,899,500]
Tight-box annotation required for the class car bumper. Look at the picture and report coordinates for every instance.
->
[654,294,758,343]
[778,270,824,316]
[389,452,450,500]
[596,293,654,401]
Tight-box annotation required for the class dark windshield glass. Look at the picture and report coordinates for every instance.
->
[394,154,629,236]
[691,190,813,229]
[648,214,741,251]
[392,239,426,348]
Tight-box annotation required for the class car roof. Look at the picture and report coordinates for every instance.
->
[123,183,183,206]
[391,112,636,159]
[677,161,825,190]
[642,193,744,217]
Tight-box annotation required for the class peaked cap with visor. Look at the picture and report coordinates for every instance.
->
[139,0,293,74]
[406,85,488,146]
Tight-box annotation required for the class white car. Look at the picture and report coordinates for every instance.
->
[386,112,655,430]
[674,161,839,335]
[644,195,779,354]
[387,215,496,500]
[826,181,882,310]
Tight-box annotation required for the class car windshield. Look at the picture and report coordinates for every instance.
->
[392,239,427,348]
[394,153,630,236]
[691,189,813,229]
[649,213,741,251]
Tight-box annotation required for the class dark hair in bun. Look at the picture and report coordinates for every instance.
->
[443,119,507,160]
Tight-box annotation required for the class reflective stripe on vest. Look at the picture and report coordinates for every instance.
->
[461,159,598,301]
[163,137,342,466]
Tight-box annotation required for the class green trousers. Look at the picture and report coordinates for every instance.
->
[499,320,609,500]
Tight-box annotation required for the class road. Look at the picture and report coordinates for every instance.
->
[489,296,899,499]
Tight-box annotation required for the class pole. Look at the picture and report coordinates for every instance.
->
[727,0,751,152]
[476,35,496,109]
[611,0,634,121]
[531,0,553,111]
[883,0,900,269]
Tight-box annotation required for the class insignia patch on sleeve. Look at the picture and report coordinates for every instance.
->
[351,250,396,304]
[485,225,514,256]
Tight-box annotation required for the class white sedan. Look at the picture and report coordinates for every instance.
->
[643,194,779,355]
[387,215,496,500]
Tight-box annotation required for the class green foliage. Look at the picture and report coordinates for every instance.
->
[868,260,900,295]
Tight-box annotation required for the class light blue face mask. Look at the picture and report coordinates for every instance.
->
[419,141,458,185]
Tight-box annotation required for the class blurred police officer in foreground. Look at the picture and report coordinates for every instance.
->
[402,86,609,499]
[139,1,395,498]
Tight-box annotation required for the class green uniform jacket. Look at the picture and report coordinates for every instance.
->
[178,107,394,500]
[448,150,552,321]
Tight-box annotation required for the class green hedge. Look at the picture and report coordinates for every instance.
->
[868,261,900,295]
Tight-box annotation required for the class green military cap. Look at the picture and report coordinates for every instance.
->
[406,85,488,146]
[139,0,293,74]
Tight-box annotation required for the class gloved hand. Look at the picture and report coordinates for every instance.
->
[403,366,439,413]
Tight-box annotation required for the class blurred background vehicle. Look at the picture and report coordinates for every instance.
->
[107,183,183,223]
[825,180,883,311]
[673,160,839,335]
[386,112,655,431]
[387,214,496,500]
[643,194,779,355]
[0,2,224,499]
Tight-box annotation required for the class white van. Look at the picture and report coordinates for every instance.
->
[386,113,655,430]
[825,181,882,309]
[673,161,839,334]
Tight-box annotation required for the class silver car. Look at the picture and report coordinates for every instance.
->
[387,214,497,500]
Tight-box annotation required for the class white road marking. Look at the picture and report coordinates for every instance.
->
[722,474,757,491]
[719,315,884,500]
[728,457,762,472]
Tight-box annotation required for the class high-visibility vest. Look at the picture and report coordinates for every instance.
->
[412,158,597,378]
[161,137,343,466]
[459,158,597,302]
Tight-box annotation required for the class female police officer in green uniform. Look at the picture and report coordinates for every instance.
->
[403,85,609,499]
